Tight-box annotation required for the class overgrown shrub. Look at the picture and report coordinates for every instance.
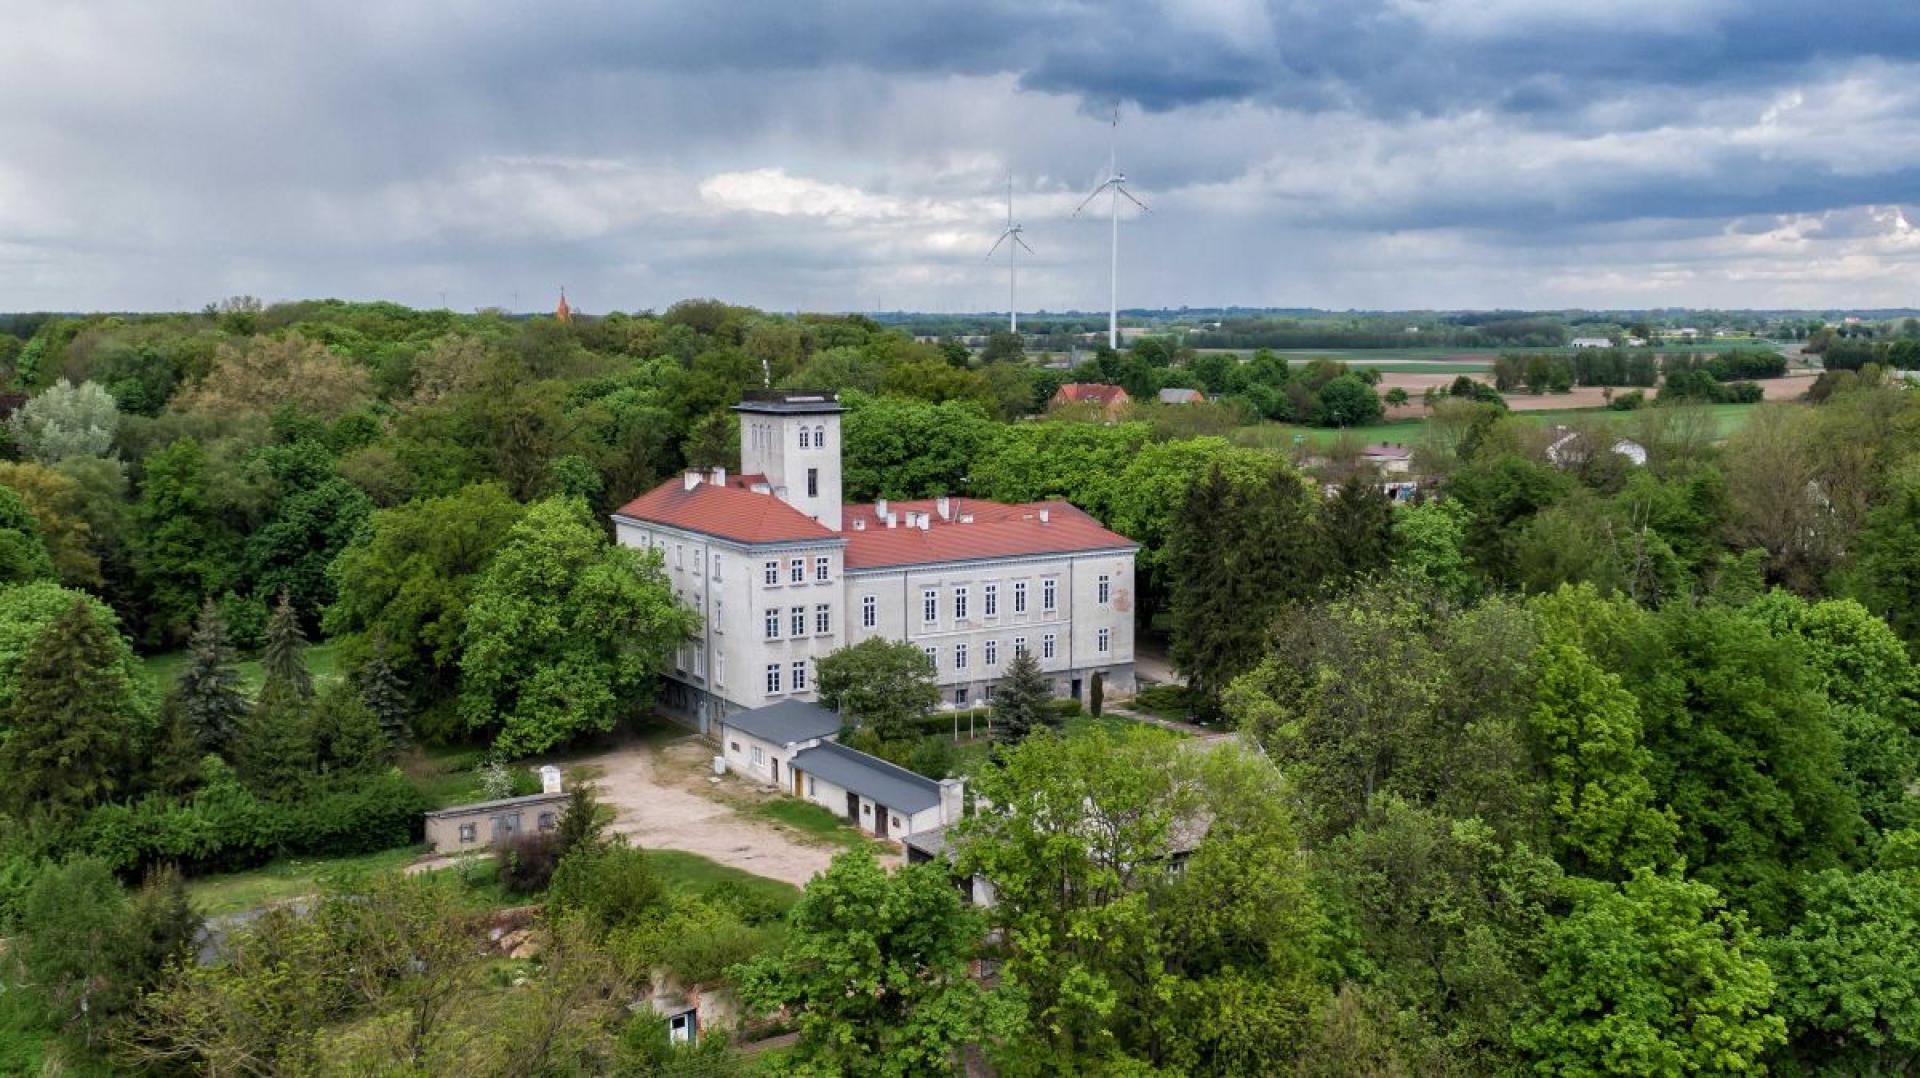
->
[548,840,664,931]
[497,830,563,894]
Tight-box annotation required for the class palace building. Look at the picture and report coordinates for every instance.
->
[611,391,1138,736]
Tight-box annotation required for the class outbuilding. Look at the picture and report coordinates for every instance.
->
[717,699,842,790]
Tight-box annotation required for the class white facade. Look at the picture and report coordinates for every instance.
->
[845,553,1136,710]
[614,393,1138,732]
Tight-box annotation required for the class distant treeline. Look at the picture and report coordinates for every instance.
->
[1191,316,1570,350]
[1491,348,1787,393]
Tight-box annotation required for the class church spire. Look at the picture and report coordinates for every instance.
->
[555,287,572,323]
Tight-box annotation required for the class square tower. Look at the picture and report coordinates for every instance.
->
[734,391,844,531]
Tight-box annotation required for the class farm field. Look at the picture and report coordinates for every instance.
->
[1375,370,1815,417]
[1233,400,1766,451]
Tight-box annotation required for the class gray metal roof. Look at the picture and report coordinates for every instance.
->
[721,700,842,746]
[902,824,954,858]
[791,740,942,814]
[732,390,844,415]
[424,791,569,819]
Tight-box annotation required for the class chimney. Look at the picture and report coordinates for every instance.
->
[710,466,726,486]
[938,777,965,825]
[682,470,702,491]
[959,513,974,524]
[1039,509,1050,524]
[876,498,888,519]
[539,765,563,795]
[936,496,951,521]
[917,514,930,532]
[885,513,896,529]
[853,518,866,531]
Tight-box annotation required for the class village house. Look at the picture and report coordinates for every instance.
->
[1359,443,1413,475]
[1156,387,1204,405]
[1048,382,1132,419]
[612,391,1139,738]
[424,766,568,854]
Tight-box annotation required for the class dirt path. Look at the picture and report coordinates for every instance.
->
[574,737,841,888]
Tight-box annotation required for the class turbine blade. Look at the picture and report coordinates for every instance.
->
[1116,185,1149,212]
[985,230,1011,259]
[1072,179,1110,218]
[1015,235,1036,254]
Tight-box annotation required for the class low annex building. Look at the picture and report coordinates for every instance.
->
[613,391,1139,737]
[718,699,964,841]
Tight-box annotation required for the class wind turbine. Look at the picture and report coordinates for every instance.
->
[985,172,1033,334]
[1073,107,1148,350]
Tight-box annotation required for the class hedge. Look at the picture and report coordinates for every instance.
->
[70,765,427,876]
[901,697,1082,737]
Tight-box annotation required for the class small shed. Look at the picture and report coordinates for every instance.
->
[424,791,570,854]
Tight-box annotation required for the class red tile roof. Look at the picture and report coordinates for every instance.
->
[613,477,838,545]
[1051,383,1130,406]
[842,499,1134,569]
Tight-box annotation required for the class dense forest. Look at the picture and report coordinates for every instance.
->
[0,298,1916,1074]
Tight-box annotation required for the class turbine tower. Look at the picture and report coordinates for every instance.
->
[985,172,1033,334]
[1073,107,1148,350]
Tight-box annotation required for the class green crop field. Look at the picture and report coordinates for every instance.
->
[1232,401,1765,451]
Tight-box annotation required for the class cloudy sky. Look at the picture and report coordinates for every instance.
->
[5,1,1920,314]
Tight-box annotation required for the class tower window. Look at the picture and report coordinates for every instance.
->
[862,595,877,628]
[807,468,818,498]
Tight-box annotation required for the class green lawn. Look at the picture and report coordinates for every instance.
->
[137,640,343,697]
[185,845,429,917]
[747,798,874,848]
[647,849,802,913]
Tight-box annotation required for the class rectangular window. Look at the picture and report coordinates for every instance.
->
[675,543,684,569]
[674,646,685,673]
[764,609,780,640]
[1043,579,1057,613]
[765,665,781,694]
[815,604,831,634]
[955,642,968,670]
[955,688,968,707]
[984,583,998,617]
[923,645,939,671]
[1043,633,1056,660]
[814,556,830,582]
[807,468,819,498]
[985,639,998,666]
[862,595,877,629]
[1013,636,1027,656]
[1097,574,1110,604]
[792,660,808,691]
[953,587,968,620]
[715,654,725,687]
[1097,627,1110,653]
[713,554,723,580]
[922,589,938,624]
[764,561,778,585]
[538,812,556,831]
[713,599,723,632]
[790,558,805,584]
[790,606,806,637]
[694,644,705,677]
[751,745,765,766]
[458,823,476,843]
[806,776,816,797]
[1013,581,1028,614]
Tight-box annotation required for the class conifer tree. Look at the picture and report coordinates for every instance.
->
[0,599,140,816]
[171,599,248,756]
[237,681,314,797]
[260,590,312,700]
[310,681,389,775]
[354,637,412,748]
[995,648,1052,745]
[1325,471,1398,579]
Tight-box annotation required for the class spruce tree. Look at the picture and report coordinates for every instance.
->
[995,649,1052,745]
[354,637,412,748]
[1324,472,1397,579]
[171,599,248,756]
[310,681,388,775]
[0,599,140,817]
[237,680,314,796]
[260,590,312,700]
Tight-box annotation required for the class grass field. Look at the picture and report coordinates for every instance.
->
[747,798,877,848]
[648,849,802,912]
[186,845,429,916]
[1232,401,1765,451]
[1192,341,1788,362]
[137,640,343,697]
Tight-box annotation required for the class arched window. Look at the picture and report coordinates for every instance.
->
[814,425,826,447]
[798,427,810,449]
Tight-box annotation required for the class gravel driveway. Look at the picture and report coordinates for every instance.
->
[576,736,842,889]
